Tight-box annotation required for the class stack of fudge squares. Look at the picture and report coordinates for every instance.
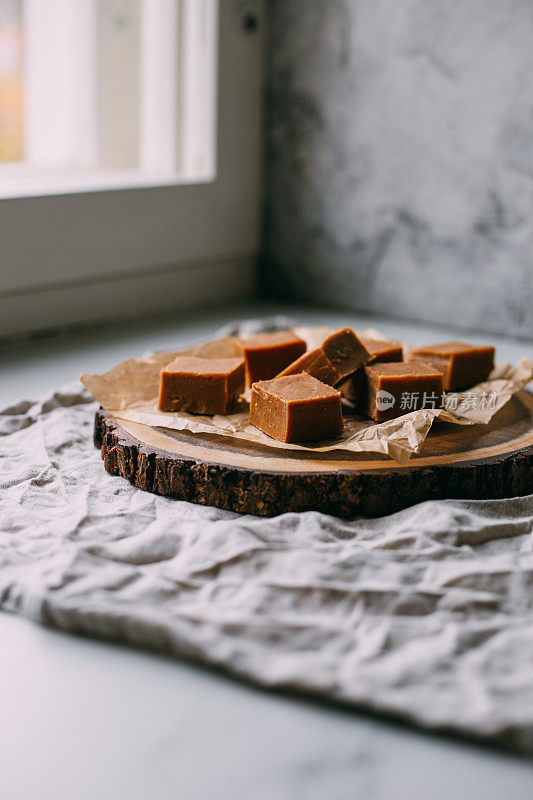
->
[158,329,495,443]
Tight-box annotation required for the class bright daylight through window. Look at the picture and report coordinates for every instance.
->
[0,0,218,196]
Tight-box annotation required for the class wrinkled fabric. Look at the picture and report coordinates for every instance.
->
[1,382,533,753]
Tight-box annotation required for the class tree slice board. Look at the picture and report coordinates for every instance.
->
[94,392,533,518]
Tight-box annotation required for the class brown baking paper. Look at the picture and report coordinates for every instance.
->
[81,327,533,466]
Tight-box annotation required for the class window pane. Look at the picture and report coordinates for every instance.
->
[97,0,141,169]
[0,0,218,187]
[0,0,24,163]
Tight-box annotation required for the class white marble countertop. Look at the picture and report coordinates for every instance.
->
[2,302,533,799]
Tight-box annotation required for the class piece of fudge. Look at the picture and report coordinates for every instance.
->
[341,336,403,402]
[277,328,370,387]
[158,356,245,414]
[233,330,306,386]
[362,361,444,422]
[360,337,403,363]
[249,373,344,443]
[408,341,495,391]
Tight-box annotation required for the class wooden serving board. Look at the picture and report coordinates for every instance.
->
[94,392,533,518]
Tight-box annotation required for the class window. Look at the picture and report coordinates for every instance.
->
[0,0,218,196]
[0,0,23,164]
[0,1,264,338]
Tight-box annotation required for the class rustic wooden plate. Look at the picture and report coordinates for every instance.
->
[94,391,533,518]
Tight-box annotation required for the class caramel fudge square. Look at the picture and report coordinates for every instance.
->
[277,328,370,387]
[409,341,495,391]
[341,336,403,402]
[360,337,403,363]
[250,373,344,443]
[233,330,306,385]
[158,356,245,415]
[362,361,444,422]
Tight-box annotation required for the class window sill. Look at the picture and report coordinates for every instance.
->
[0,167,214,199]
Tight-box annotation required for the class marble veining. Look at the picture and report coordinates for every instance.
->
[264,0,533,337]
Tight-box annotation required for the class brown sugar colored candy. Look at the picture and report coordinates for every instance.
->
[277,328,370,387]
[362,360,444,422]
[158,356,245,415]
[341,336,403,402]
[233,330,306,386]
[409,342,495,391]
[249,373,344,443]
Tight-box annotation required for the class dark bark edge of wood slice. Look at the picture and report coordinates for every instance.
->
[94,408,533,518]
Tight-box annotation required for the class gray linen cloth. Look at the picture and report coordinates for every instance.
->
[1,330,533,753]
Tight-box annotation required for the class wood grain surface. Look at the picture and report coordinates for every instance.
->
[94,392,533,517]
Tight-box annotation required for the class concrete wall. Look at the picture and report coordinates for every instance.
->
[264,0,533,337]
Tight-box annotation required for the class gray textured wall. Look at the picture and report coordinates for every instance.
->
[264,0,533,337]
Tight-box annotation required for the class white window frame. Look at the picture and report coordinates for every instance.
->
[0,0,264,338]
